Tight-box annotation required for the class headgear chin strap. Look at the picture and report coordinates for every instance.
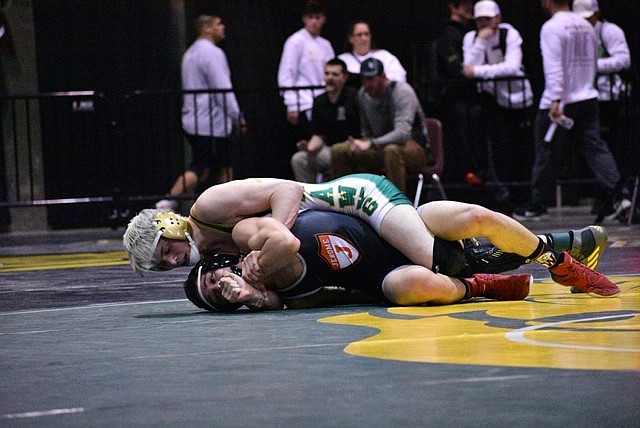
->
[186,231,200,266]
[196,265,219,311]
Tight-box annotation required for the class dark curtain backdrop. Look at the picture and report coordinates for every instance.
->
[30,0,639,227]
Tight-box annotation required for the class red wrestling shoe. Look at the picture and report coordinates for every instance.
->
[465,273,532,301]
[550,251,621,298]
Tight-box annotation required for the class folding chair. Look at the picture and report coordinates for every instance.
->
[414,117,447,207]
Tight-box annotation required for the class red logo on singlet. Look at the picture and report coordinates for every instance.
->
[315,233,361,271]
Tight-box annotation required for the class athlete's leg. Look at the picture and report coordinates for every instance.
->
[418,200,540,256]
[381,265,531,305]
[418,201,620,297]
[382,265,464,305]
[380,204,436,269]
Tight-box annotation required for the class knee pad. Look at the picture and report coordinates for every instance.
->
[432,237,466,277]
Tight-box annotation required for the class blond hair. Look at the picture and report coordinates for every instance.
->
[122,208,164,274]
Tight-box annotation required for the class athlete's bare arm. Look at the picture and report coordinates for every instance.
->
[218,272,284,310]
[191,178,304,229]
[232,217,301,283]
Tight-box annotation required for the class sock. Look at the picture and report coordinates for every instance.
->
[544,231,574,252]
[462,278,473,300]
[527,238,562,269]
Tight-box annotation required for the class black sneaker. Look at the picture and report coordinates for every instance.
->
[513,204,547,221]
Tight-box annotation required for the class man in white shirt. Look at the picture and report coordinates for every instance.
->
[573,0,630,102]
[462,0,534,211]
[513,0,621,223]
[277,1,335,147]
[156,12,244,211]
[573,0,632,219]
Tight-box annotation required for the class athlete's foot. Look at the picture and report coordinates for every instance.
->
[465,273,532,301]
[568,225,608,293]
[550,251,621,298]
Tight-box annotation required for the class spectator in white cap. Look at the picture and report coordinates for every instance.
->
[461,0,534,212]
[572,0,631,102]
[571,0,632,216]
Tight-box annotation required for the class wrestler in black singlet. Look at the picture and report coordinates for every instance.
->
[276,210,411,303]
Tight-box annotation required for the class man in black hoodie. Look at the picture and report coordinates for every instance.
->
[427,0,485,185]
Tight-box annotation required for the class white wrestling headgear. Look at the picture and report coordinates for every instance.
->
[152,211,201,266]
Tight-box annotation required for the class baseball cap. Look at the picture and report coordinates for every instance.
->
[360,57,384,77]
[473,0,500,18]
[573,0,599,18]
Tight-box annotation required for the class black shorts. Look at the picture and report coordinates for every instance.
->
[184,133,232,175]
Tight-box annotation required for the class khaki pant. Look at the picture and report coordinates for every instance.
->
[330,139,427,192]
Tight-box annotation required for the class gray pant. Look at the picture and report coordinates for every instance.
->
[531,98,620,209]
[290,144,332,183]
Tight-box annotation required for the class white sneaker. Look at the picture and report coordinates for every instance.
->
[155,199,178,211]
[605,198,631,221]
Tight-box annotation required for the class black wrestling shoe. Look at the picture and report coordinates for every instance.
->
[461,238,529,275]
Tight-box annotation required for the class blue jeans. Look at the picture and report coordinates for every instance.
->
[531,98,619,209]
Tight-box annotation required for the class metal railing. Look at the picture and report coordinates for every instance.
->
[0,73,637,227]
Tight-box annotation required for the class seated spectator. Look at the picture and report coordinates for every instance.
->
[330,58,430,192]
[290,58,360,183]
[337,20,407,87]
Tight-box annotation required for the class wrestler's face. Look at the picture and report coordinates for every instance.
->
[154,237,191,270]
[199,267,235,308]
